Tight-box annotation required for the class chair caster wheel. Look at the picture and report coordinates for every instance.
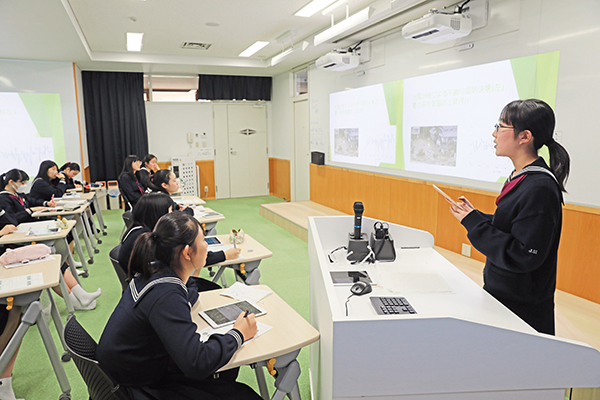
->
[94,249,100,254]
[88,260,94,264]
[103,232,108,236]
[61,352,71,362]
[59,393,71,400]
[97,240,102,244]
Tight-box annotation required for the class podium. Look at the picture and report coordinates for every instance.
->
[308,216,600,400]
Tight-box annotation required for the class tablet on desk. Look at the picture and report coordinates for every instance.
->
[205,236,222,246]
[199,300,266,329]
[330,270,374,285]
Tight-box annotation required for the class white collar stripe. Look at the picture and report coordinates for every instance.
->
[130,276,188,303]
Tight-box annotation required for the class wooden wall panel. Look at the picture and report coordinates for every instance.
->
[154,160,216,200]
[269,158,291,201]
[310,164,600,304]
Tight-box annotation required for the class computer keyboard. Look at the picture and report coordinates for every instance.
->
[370,296,417,315]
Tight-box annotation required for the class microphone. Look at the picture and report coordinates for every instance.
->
[353,201,364,239]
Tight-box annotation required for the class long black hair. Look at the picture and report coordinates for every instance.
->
[35,160,59,182]
[500,99,570,192]
[129,212,201,278]
[124,193,173,239]
[119,155,141,181]
[0,169,29,189]
[147,169,172,194]
[60,162,81,172]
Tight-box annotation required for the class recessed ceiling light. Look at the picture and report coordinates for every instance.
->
[127,32,144,52]
[238,41,270,57]
[295,0,338,17]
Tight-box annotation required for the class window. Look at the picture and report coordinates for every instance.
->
[295,69,308,96]
[144,75,199,102]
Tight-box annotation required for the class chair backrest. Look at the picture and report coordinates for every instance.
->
[63,315,130,400]
[109,244,128,292]
[118,183,133,212]
[122,212,134,230]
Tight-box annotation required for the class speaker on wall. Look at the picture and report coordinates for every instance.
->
[311,151,325,165]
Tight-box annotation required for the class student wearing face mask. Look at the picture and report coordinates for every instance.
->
[0,169,55,223]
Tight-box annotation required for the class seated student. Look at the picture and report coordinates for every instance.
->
[58,162,82,190]
[118,193,240,286]
[118,155,144,211]
[147,169,193,216]
[0,169,54,222]
[138,154,158,191]
[96,212,261,400]
[0,170,101,311]
[28,160,67,206]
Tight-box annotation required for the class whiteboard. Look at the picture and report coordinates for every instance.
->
[308,0,600,208]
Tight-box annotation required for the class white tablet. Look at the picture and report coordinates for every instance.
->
[199,300,267,329]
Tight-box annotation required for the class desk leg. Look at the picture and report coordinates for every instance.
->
[252,363,271,400]
[204,222,218,236]
[75,215,94,264]
[0,302,71,397]
[64,236,87,279]
[92,196,107,233]
[81,210,99,253]
[210,266,228,287]
[271,350,302,400]
[86,207,102,245]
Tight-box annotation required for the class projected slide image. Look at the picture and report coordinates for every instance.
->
[334,128,359,157]
[410,125,457,167]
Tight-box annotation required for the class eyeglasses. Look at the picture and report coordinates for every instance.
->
[494,123,514,132]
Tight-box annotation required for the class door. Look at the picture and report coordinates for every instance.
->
[293,99,310,201]
[227,104,269,198]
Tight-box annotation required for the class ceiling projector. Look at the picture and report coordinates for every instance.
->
[402,11,472,44]
[316,51,360,71]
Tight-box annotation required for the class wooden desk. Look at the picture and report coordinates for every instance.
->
[191,285,319,400]
[33,201,97,265]
[171,195,206,206]
[194,207,225,236]
[0,256,71,398]
[0,220,79,314]
[204,234,273,287]
[66,188,108,234]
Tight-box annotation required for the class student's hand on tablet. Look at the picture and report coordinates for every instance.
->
[0,225,17,236]
[450,200,473,222]
[457,196,474,211]
[225,247,241,260]
[233,312,257,341]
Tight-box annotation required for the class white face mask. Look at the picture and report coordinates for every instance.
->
[11,182,25,193]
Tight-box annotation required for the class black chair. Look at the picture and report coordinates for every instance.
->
[120,211,134,241]
[109,245,128,293]
[63,315,130,400]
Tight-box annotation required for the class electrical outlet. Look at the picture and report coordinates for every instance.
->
[461,243,471,257]
[204,186,208,193]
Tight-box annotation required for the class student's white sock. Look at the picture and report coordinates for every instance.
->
[0,377,24,400]
[71,284,101,307]
[68,292,97,311]
[73,261,83,268]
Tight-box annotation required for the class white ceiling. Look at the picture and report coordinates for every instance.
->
[0,0,437,76]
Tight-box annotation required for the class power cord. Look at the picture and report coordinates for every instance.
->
[345,294,355,316]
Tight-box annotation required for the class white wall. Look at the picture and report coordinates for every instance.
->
[307,0,600,208]
[0,59,84,180]
[145,102,214,163]
[270,72,292,159]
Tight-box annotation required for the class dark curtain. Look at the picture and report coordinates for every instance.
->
[198,75,272,101]
[82,71,148,181]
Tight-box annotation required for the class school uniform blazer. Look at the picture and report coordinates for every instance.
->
[148,189,194,217]
[118,174,145,210]
[59,170,78,190]
[461,157,563,305]
[0,191,37,225]
[29,178,66,205]
[137,168,151,191]
[95,267,243,388]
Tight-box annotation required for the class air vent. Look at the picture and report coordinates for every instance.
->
[181,42,212,50]
[450,18,461,30]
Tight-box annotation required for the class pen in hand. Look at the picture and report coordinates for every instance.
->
[243,311,249,318]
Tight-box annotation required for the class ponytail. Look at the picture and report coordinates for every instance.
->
[147,169,172,194]
[128,212,200,279]
[546,139,570,192]
[1,169,29,189]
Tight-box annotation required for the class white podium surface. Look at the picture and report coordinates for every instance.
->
[309,216,600,400]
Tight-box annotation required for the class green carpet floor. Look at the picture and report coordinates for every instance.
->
[12,195,313,399]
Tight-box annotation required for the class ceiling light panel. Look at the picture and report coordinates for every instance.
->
[238,41,270,57]
[127,32,144,51]
[295,0,338,17]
